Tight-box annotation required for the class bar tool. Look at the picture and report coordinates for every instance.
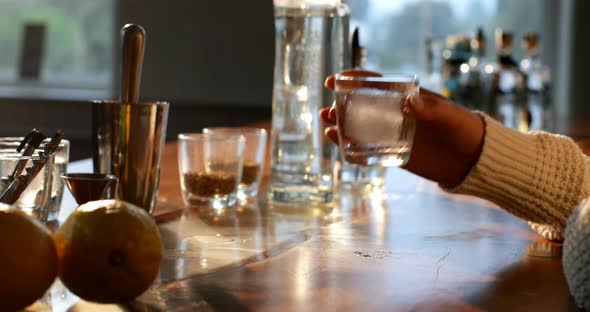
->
[0,129,46,195]
[62,173,117,205]
[121,23,145,104]
[92,24,169,214]
[0,130,62,205]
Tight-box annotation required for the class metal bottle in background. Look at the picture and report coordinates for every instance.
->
[269,0,350,204]
[490,30,527,131]
[519,32,553,131]
[465,27,487,110]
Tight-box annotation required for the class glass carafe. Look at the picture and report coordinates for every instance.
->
[269,0,349,204]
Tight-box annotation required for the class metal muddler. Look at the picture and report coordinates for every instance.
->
[92,24,169,214]
[94,24,146,175]
[121,23,145,104]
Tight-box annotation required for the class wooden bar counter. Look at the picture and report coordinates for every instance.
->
[48,135,577,311]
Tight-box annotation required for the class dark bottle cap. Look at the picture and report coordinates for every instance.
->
[495,29,513,51]
[351,27,367,68]
[444,35,471,63]
[471,26,486,56]
[522,32,540,53]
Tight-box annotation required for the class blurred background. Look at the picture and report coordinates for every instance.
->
[0,0,587,160]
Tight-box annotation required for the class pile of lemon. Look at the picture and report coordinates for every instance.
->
[0,200,163,311]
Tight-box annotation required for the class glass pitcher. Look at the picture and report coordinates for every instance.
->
[269,0,350,204]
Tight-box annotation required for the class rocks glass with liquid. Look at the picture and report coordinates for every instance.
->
[203,128,267,202]
[178,133,245,209]
[334,75,419,167]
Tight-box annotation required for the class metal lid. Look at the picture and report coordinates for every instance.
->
[471,27,486,55]
[522,32,540,52]
[495,29,513,50]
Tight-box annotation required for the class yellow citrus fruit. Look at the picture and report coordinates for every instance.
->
[0,204,57,311]
[55,199,163,303]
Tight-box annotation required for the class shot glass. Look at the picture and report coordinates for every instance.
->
[334,74,419,167]
[178,133,245,209]
[0,152,54,222]
[0,138,69,221]
[203,127,267,200]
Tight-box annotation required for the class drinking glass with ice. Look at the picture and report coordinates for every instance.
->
[334,75,419,167]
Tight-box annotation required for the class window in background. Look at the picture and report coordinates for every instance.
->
[344,0,544,79]
[0,0,113,89]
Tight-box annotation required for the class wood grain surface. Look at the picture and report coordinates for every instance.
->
[142,123,577,311]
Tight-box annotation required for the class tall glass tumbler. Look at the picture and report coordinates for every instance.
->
[269,1,350,204]
[334,75,419,167]
[92,100,169,214]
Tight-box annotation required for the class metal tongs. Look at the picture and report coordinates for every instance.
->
[0,129,62,205]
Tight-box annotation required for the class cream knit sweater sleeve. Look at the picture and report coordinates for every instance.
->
[448,114,590,241]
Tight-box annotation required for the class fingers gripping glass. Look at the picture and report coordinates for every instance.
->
[334,74,419,167]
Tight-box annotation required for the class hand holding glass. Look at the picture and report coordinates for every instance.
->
[334,74,419,167]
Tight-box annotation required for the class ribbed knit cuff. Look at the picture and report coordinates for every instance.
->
[564,199,590,309]
[448,114,590,241]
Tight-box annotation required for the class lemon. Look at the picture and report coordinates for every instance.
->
[55,200,163,303]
